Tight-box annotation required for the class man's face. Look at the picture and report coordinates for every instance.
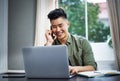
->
[51,17,70,40]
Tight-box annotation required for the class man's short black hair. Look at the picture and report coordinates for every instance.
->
[48,8,67,21]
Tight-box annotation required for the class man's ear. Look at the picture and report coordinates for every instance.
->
[67,20,70,28]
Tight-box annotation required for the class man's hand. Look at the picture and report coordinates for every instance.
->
[45,30,54,46]
[69,66,79,75]
[69,66,95,75]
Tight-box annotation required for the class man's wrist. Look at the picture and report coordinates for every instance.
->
[44,42,53,46]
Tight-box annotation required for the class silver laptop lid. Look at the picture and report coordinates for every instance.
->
[22,45,70,78]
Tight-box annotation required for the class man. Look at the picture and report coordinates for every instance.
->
[45,8,97,75]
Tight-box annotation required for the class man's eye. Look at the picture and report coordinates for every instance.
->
[59,24,63,27]
[52,26,56,28]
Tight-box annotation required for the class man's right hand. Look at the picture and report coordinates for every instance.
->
[45,30,54,46]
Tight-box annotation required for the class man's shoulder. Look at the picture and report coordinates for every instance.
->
[70,34,90,46]
[70,34,90,48]
[70,34,86,41]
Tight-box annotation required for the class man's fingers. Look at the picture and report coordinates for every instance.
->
[45,30,51,35]
[69,66,78,75]
[71,70,75,75]
[69,66,73,74]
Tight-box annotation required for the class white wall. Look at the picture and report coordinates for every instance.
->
[91,42,115,61]
[91,42,117,70]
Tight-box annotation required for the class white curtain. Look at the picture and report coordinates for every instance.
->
[34,0,58,46]
[107,0,120,70]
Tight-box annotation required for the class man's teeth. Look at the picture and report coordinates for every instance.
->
[57,32,62,36]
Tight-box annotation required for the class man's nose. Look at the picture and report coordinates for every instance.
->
[56,27,60,31]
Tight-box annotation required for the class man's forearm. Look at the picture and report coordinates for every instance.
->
[69,65,95,75]
[76,66,95,72]
[44,42,53,46]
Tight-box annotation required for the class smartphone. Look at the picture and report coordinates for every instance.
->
[51,32,55,39]
[51,26,55,39]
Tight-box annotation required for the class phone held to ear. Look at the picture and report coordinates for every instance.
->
[51,32,55,39]
[51,26,55,39]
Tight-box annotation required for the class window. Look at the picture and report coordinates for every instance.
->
[59,0,117,70]
[59,0,110,43]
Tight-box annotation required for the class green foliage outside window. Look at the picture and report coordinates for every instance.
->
[59,0,110,42]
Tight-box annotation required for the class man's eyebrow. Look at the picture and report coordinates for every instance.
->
[52,23,63,27]
[58,23,63,26]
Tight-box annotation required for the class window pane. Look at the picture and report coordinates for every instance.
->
[59,0,86,36]
[59,0,111,43]
[87,0,110,42]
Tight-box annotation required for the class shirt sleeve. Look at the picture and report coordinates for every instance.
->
[81,38,97,70]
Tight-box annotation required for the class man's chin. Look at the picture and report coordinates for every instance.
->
[57,37,62,40]
[57,36,66,40]
[57,36,63,39]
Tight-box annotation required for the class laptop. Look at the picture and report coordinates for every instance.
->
[22,45,72,78]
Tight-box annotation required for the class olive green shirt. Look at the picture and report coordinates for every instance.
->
[53,34,97,70]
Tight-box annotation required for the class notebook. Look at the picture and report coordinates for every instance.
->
[22,45,72,78]
[77,70,120,77]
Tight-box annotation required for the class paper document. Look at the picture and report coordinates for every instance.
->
[77,70,120,77]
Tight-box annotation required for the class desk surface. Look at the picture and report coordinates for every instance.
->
[0,73,120,81]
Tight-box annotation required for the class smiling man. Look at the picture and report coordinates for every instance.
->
[45,8,97,75]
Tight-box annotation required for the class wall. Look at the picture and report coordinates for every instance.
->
[91,42,117,70]
[8,0,36,70]
[0,0,8,73]
[91,42,115,61]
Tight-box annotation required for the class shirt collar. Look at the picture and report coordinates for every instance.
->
[66,33,72,45]
[54,33,72,45]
